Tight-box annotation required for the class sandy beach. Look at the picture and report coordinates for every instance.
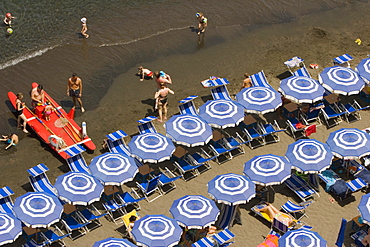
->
[4,1,370,246]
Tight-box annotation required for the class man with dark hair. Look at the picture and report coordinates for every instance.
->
[67,73,85,112]
[31,84,45,109]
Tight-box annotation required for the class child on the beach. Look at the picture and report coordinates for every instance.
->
[138,66,154,81]
[3,13,15,27]
[81,17,89,38]
[0,134,18,150]
[43,101,54,121]
[196,12,207,35]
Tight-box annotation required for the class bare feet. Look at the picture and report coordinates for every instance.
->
[157,119,163,123]
[81,107,85,113]
[23,129,29,133]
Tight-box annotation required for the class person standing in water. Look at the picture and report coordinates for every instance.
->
[80,17,89,38]
[67,73,85,112]
[196,12,208,35]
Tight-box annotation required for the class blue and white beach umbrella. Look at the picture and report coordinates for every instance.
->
[207,173,256,205]
[131,214,182,247]
[278,229,327,247]
[236,87,282,114]
[279,76,325,104]
[358,193,370,224]
[286,139,333,174]
[89,152,138,185]
[243,154,292,186]
[128,133,176,163]
[319,66,365,95]
[165,114,213,147]
[356,57,370,82]
[93,237,137,247]
[326,128,370,159]
[198,99,244,128]
[54,172,104,206]
[13,192,63,228]
[170,195,220,229]
[0,212,22,245]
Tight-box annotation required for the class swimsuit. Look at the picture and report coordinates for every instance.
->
[69,89,81,98]
[159,98,167,104]
[15,101,23,116]
[6,139,16,146]
[45,110,52,115]
[147,71,153,77]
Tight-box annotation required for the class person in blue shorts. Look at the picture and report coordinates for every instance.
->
[0,134,18,150]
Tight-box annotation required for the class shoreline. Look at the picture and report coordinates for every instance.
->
[3,2,370,246]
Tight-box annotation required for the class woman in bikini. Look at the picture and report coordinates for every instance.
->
[154,83,174,122]
[255,202,295,227]
[15,93,28,133]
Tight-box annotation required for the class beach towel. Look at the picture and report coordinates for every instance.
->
[257,234,279,247]
[305,124,316,136]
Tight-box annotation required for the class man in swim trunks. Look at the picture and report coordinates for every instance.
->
[67,73,85,112]
[154,71,172,88]
[154,83,174,122]
[138,66,154,81]
[31,84,45,109]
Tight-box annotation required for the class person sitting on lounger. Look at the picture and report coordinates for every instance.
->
[255,202,295,227]
[239,73,252,91]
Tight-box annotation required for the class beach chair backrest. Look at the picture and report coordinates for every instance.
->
[0,186,14,200]
[293,67,311,78]
[335,218,347,247]
[212,229,235,245]
[106,139,131,156]
[63,144,86,158]
[250,71,272,88]
[211,85,232,100]
[144,176,160,194]
[106,130,128,142]
[284,56,305,68]
[137,118,157,134]
[27,163,49,177]
[66,154,90,174]
[179,101,198,115]
[191,237,215,247]
[333,54,353,65]
[29,174,58,197]
[0,196,14,215]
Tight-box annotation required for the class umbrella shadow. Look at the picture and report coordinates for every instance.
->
[276,70,293,80]
[200,95,213,103]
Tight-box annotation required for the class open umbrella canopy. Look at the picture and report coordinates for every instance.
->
[131,214,182,247]
[89,152,138,185]
[356,57,370,82]
[279,76,325,104]
[326,128,370,159]
[207,173,255,205]
[278,229,327,247]
[285,139,333,174]
[54,172,104,205]
[319,66,365,95]
[170,195,220,229]
[128,133,176,163]
[243,154,292,186]
[165,114,213,147]
[92,237,137,247]
[198,99,244,128]
[0,212,22,246]
[358,193,370,224]
[13,192,63,228]
[236,86,282,114]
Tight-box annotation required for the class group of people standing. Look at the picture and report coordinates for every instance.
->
[138,67,175,122]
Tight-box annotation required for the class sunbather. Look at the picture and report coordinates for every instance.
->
[0,134,18,150]
[255,202,295,227]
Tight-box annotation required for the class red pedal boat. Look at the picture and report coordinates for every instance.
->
[8,82,96,159]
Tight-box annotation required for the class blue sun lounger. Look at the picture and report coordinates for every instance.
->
[106,130,131,156]
[281,200,313,220]
[27,163,58,197]
[284,56,305,73]
[137,116,157,134]
[201,78,230,88]
[293,66,312,78]
[191,237,215,247]
[0,186,15,215]
[63,144,87,159]
[211,85,232,101]
[250,70,274,88]
[212,229,235,246]
[284,174,318,201]
[333,54,353,67]
[179,95,199,115]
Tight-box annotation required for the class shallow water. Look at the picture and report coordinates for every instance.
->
[0,0,365,132]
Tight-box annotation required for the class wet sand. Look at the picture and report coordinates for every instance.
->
[4,2,370,246]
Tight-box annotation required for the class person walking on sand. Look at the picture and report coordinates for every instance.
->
[196,12,207,35]
[0,133,18,150]
[80,17,89,38]
[154,83,174,122]
[4,13,15,27]
[15,93,28,133]
[31,84,45,109]
[67,73,85,112]
[154,71,172,88]
[239,73,252,91]
[138,66,154,81]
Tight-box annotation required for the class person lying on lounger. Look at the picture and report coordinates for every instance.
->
[255,202,295,227]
